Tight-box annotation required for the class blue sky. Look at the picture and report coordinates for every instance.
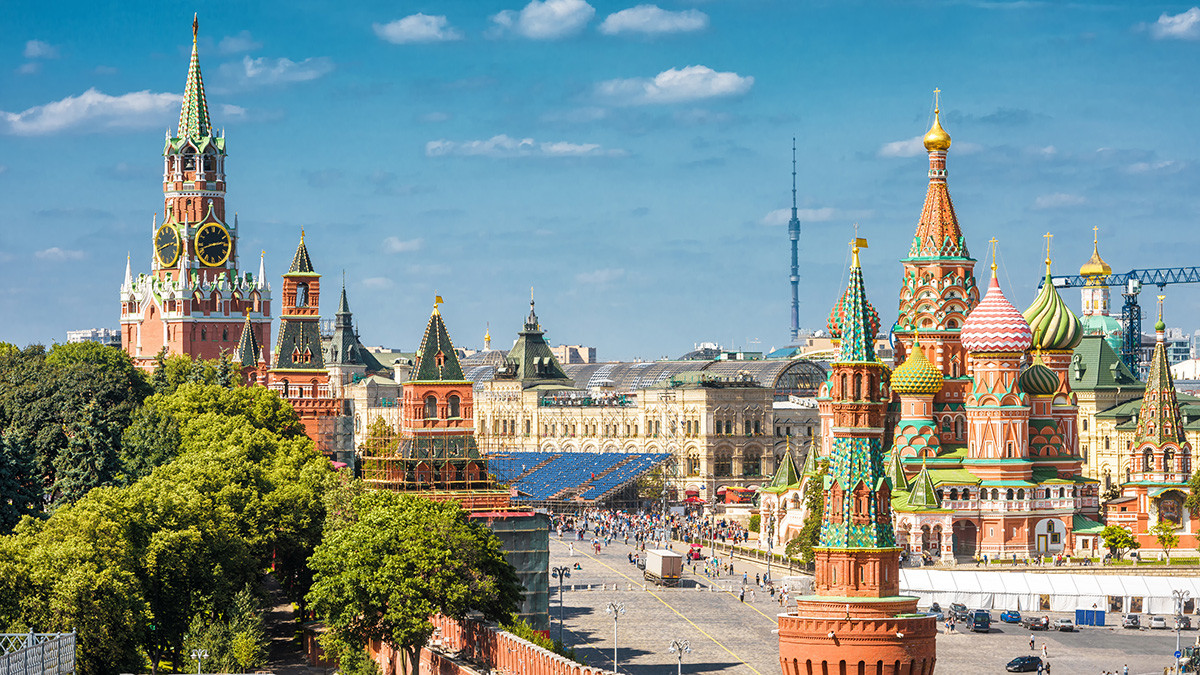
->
[4,1,1200,360]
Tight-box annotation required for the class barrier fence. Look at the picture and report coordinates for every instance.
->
[0,632,76,675]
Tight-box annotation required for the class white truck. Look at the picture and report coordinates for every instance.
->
[643,549,683,587]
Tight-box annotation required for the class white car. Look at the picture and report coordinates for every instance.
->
[1052,618,1074,632]
[1150,616,1168,629]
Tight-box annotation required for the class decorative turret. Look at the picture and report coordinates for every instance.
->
[961,243,1033,354]
[1024,250,1082,352]
[1018,354,1059,396]
[891,339,944,395]
[235,312,262,367]
[890,337,944,459]
[497,294,571,387]
[411,297,466,382]
[885,450,908,491]
[274,233,324,370]
[1079,227,1113,279]
[905,460,942,509]
[1134,298,1187,449]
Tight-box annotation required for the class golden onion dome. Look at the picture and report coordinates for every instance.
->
[891,342,943,395]
[923,109,952,152]
[1079,234,1112,278]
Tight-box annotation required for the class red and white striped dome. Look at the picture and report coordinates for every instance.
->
[961,276,1033,353]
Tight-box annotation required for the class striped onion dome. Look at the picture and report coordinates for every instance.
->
[1023,266,1082,351]
[961,274,1033,353]
[892,343,943,395]
[825,277,880,343]
[1018,354,1059,396]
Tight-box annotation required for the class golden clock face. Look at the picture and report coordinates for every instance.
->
[194,222,231,267]
[154,224,181,268]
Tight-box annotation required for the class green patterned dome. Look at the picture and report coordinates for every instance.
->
[1023,267,1082,351]
[892,343,943,395]
[1018,355,1059,396]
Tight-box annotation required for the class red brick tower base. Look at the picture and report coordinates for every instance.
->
[779,596,937,675]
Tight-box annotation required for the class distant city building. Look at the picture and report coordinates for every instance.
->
[65,328,121,347]
[549,344,595,364]
[1137,328,1191,379]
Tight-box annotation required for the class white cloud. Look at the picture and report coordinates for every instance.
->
[760,207,839,226]
[878,135,926,158]
[1033,192,1086,209]
[1127,160,1180,174]
[490,0,595,39]
[0,88,179,136]
[220,55,334,88]
[362,277,395,290]
[599,5,707,35]
[425,134,625,158]
[218,30,263,54]
[1150,7,1200,40]
[24,40,59,59]
[16,62,40,75]
[419,111,451,123]
[35,247,84,261]
[374,14,464,43]
[576,268,625,284]
[383,237,423,253]
[595,66,753,106]
[220,104,247,118]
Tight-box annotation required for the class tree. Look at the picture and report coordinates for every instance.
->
[1186,469,1200,512]
[119,403,183,485]
[52,401,122,507]
[0,433,40,531]
[1101,525,1141,561]
[307,493,522,675]
[1150,520,1179,563]
[785,463,827,563]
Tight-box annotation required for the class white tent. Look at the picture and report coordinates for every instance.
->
[900,570,1200,615]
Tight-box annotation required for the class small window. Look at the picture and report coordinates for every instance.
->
[448,394,461,418]
[424,395,437,419]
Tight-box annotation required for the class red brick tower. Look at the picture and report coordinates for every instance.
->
[779,241,937,675]
[120,16,271,369]
[267,234,339,455]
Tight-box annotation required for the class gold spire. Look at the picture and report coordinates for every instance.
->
[988,237,998,277]
[193,13,198,43]
[1043,231,1053,273]
[433,294,443,316]
[850,225,867,268]
[1079,225,1113,277]
[923,89,952,152]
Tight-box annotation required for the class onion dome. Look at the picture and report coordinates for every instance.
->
[923,108,951,152]
[1023,262,1082,351]
[892,342,943,395]
[1079,230,1112,278]
[1018,354,1059,396]
[826,256,881,343]
[961,270,1033,354]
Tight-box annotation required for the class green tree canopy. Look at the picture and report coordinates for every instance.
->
[1101,525,1141,560]
[307,492,522,675]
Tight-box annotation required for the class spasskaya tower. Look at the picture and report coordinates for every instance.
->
[120,16,272,369]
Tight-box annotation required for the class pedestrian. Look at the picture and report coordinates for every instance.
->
[750,589,756,602]
[1030,635,1035,650]
[569,542,574,557]
[756,573,761,586]
[1041,643,1047,659]
[743,572,748,585]
[739,587,745,603]
[1036,662,1042,675]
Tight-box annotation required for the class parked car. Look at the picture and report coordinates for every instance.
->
[949,603,970,620]
[930,602,942,614]
[1021,616,1049,630]
[1150,616,1168,629]
[1123,614,1141,629]
[971,609,992,633]
[1000,610,1022,624]
[1006,656,1043,673]
[1178,615,1192,630]
[925,608,944,621]
[1053,618,1075,632]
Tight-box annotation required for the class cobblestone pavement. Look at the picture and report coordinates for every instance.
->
[549,536,1190,675]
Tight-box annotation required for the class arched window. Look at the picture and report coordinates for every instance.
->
[991,488,999,501]
[1165,449,1176,472]
[961,488,970,501]
[295,282,308,307]
[954,417,965,440]
[1144,449,1154,472]
[854,373,862,400]
[1017,488,1025,500]
[448,395,461,418]
[424,395,437,419]
[1006,489,1014,500]
[949,488,958,500]
[840,373,848,398]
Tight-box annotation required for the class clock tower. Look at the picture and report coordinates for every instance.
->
[120,16,272,369]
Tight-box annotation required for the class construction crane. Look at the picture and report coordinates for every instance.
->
[1040,267,1200,373]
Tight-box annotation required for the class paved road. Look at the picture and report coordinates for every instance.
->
[549,536,1191,675]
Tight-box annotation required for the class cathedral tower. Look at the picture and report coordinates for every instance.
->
[1129,299,1193,484]
[120,16,271,369]
[893,94,979,448]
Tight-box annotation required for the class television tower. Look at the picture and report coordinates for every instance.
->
[788,138,801,342]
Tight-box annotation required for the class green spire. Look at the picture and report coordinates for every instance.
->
[885,450,908,491]
[1134,298,1187,448]
[905,459,941,510]
[835,240,880,363]
[234,313,261,367]
[410,299,466,382]
[801,442,821,476]
[177,14,212,142]
[289,231,315,274]
[767,448,801,491]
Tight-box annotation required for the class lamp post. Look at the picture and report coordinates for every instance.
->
[766,512,776,586]
[190,647,208,675]
[668,638,692,675]
[1175,589,1191,674]
[552,565,571,645]
[605,601,625,674]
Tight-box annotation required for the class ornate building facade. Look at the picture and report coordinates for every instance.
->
[120,18,271,369]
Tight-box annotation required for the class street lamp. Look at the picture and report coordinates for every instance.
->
[552,565,571,645]
[190,647,208,675]
[766,512,776,586]
[668,638,692,675]
[605,601,625,674]
[1175,589,1191,673]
